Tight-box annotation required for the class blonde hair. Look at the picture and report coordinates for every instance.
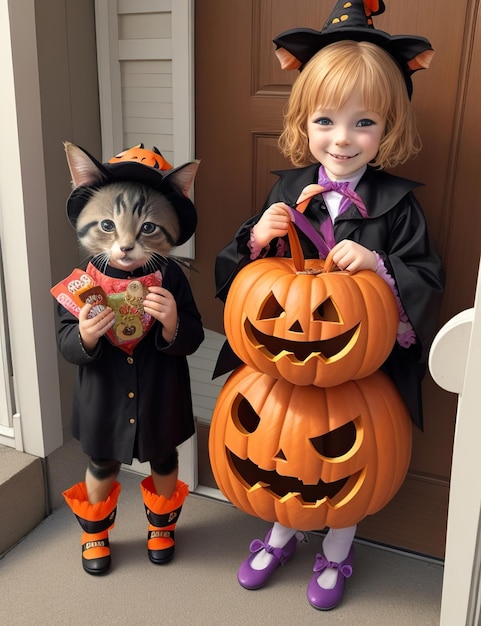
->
[279,40,421,170]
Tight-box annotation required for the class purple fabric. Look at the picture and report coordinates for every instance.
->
[317,172,369,250]
[248,170,368,260]
[247,207,330,259]
[317,179,369,218]
[312,553,353,578]
[288,207,331,257]
[373,252,416,347]
[249,537,293,566]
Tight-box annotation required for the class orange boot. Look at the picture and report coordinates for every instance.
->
[63,481,121,575]
[140,476,189,564]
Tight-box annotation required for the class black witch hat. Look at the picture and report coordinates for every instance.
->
[273,0,433,97]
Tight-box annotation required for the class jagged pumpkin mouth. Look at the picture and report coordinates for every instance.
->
[227,449,360,504]
[244,320,360,363]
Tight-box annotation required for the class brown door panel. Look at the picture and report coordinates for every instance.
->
[193,0,481,558]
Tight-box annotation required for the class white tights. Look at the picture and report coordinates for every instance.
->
[318,525,356,589]
[250,522,297,570]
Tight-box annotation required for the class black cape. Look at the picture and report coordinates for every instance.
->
[215,164,444,430]
[57,259,204,464]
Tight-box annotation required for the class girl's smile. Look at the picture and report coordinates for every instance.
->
[328,152,360,160]
[307,94,385,180]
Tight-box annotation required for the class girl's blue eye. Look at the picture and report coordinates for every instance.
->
[315,117,332,126]
[357,119,375,127]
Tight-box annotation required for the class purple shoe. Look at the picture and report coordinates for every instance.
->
[306,546,354,610]
[237,530,298,590]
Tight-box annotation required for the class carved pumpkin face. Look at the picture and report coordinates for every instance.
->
[108,144,172,170]
[224,257,398,387]
[209,366,411,530]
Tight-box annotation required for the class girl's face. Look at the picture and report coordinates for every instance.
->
[307,93,386,180]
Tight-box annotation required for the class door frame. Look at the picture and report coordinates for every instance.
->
[436,260,481,625]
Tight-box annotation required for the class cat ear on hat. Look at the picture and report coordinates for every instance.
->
[64,141,109,189]
[162,161,200,198]
[407,49,434,71]
[275,46,303,70]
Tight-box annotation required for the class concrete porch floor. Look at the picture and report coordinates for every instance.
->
[0,441,443,625]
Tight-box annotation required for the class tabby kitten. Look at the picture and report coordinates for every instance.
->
[76,182,181,273]
[64,141,198,274]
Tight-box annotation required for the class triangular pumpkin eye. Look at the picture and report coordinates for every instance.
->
[310,421,357,458]
[259,293,285,320]
[313,297,340,322]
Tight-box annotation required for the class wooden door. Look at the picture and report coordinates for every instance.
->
[192,0,481,558]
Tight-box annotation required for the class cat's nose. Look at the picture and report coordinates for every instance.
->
[120,245,134,252]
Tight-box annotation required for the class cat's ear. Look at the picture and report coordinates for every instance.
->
[64,141,107,189]
[166,160,200,197]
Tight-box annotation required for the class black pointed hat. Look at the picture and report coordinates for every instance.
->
[273,0,434,97]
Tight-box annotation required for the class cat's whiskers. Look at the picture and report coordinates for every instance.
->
[145,252,168,274]
[142,258,154,274]
[91,252,111,274]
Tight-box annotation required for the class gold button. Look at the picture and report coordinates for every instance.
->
[127,357,134,364]
[129,418,135,424]
[128,391,135,399]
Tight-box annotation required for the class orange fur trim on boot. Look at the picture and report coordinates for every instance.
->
[140,476,189,565]
[63,481,121,575]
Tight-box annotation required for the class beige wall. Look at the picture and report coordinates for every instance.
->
[35,0,101,437]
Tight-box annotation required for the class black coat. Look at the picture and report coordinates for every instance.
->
[57,259,204,464]
[215,164,444,430]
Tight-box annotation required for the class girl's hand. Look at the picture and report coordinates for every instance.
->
[252,203,292,248]
[328,240,377,274]
[79,304,116,352]
[143,286,178,343]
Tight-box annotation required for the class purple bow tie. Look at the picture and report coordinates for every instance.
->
[317,178,368,218]
[316,176,368,254]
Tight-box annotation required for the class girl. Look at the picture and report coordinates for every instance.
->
[215,17,444,612]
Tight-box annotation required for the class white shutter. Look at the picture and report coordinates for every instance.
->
[94,0,195,257]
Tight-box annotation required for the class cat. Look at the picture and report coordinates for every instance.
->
[64,141,199,275]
